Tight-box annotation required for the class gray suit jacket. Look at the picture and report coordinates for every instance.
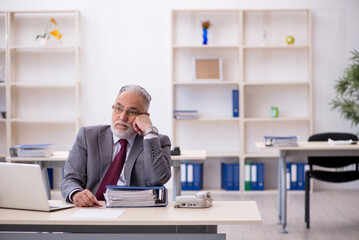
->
[61,125,172,202]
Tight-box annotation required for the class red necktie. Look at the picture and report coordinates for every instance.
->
[96,139,128,200]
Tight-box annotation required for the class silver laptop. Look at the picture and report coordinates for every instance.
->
[0,162,73,211]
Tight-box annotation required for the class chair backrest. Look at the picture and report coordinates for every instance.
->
[308,132,359,169]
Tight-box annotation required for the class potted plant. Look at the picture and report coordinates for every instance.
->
[36,18,62,46]
[330,49,359,128]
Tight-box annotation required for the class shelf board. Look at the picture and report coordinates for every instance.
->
[10,10,79,14]
[244,117,310,122]
[0,82,6,87]
[0,119,6,123]
[174,117,239,122]
[10,46,79,51]
[10,119,77,124]
[244,81,309,86]
[207,152,239,158]
[243,45,309,49]
[10,83,76,88]
[244,152,279,158]
[173,45,239,49]
[173,81,239,86]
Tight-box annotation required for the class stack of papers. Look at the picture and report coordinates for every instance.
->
[264,136,298,147]
[173,110,199,120]
[9,144,53,157]
[328,138,357,145]
[104,186,168,208]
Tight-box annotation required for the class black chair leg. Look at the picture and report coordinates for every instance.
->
[305,171,310,228]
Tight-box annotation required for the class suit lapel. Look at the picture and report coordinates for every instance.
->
[98,127,114,180]
[124,134,143,185]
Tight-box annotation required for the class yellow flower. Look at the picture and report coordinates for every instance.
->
[50,30,62,40]
[36,18,62,41]
[50,18,57,25]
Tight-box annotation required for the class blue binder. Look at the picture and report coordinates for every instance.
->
[181,163,187,190]
[105,186,168,207]
[47,168,54,190]
[251,164,258,190]
[192,163,203,190]
[286,163,291,190]
[186,163,194,190]
[233,163,240,191]
[224,163,234,190]
[221,162,225,189]
[257,163,264,191]
[297,163,305,190]
[290,163,298,190]
[232,89,239,117]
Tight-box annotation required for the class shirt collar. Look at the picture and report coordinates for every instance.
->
[113,132,137,147]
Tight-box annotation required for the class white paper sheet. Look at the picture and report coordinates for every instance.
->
[70,209,125,219]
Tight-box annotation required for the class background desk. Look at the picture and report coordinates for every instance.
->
[256,141,359,233]
[0,200,262,240]
[6,150,206,201]
[171,150,206,200]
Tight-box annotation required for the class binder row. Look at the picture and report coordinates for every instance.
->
[221,163,239,190]
[286,163,310,190]
[181,162,203,191]
[245,163,264,191]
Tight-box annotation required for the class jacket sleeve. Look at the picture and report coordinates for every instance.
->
[142,134,172,186]
[61,127,88,202]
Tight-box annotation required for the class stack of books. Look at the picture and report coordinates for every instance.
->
[9,144,53,157]
[264,136,298,147]
[173,110,199,120]
[104,186,168,207]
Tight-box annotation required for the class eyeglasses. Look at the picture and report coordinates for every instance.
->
[112,105,148,117]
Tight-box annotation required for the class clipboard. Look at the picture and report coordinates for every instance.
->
[104,186,168,208]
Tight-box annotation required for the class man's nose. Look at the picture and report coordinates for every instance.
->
[119,110,128,121]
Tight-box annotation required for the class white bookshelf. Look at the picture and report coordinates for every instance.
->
[0,10,81,157]
[171,9,312,193]
[0,11,7,157]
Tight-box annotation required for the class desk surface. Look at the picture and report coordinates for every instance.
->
[6,150,207,162]
[255,141,359,151]
[0,200,261,226]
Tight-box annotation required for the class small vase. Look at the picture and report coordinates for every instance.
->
[39,37,48,46]
[202,28,208,45]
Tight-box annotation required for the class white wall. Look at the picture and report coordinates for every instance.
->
[2,0,359,189]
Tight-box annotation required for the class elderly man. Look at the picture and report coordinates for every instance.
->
[61,85,171,207]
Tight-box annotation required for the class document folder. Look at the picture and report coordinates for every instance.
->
[104,186,168,208]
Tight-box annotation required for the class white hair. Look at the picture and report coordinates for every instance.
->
[119,85,151,111]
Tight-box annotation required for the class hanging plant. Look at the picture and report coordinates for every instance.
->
[330,49,359,127]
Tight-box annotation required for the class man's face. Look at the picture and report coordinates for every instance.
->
[111,91,146,139]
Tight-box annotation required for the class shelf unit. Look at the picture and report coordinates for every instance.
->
[0,10,81,158]
[171,9,312,193]
[0,11,7,157]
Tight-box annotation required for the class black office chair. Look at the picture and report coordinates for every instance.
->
[305,132,359,228]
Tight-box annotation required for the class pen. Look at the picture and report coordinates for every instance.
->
[94,203,103,207]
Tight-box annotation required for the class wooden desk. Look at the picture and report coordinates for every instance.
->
[256,141,359,233]
[0,200,262,240]
[6,150,207,201]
